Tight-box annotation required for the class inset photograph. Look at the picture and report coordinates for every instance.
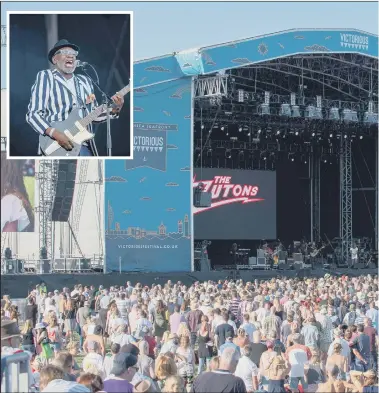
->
[1,152,35,232]
[7,11,132,158]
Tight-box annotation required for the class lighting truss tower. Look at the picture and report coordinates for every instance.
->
[36,160,58,258]
[194,75,229,98]
[340,136,352,263]
[310,150,321,243]
[71,160,89,254]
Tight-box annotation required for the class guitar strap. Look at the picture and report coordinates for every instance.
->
[73,75,98,156]
[73,76,88,114]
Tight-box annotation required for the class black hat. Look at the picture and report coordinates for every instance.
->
[110,352,138,376]
[48,39,80,64]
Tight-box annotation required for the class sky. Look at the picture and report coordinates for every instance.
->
[1,1,378,62]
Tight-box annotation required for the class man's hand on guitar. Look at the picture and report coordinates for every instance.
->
[111,93,124,113]
[46,128,74,151]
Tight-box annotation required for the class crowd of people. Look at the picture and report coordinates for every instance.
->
[1,273,378,393]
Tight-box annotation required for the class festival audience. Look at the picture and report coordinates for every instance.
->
[0,274,378,393]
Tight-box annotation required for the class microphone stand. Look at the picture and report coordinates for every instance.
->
[79,64,114,157]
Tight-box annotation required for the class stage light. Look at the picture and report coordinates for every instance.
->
[221,126,225,131]
[226,131,229,136]
[276,130,280,135]
[344,134,348,139]
[364,111,378,124]
[247,131,251,136]
[311,132,316,137]
[261,103,270,115]
[329,107,340,121]
[201,124,205,129]
[238,89,244,103]
[305,105,316,119]
[258,129,262,134]
[342,109,358,122]
[359,135,363,139]
[329,133,333,138]
[238,127,242,132]
[292,105,301,117]
[295,131,299,136]
[280,103,291,117]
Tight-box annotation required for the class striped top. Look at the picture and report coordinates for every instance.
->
[26,68,115,136]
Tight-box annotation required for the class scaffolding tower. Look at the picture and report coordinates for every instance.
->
[36,160,58,259]
[340,136,353,263]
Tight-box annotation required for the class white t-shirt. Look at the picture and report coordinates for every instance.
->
[1,194,30,232]
[288,347,309,378]
[350,247,358,259]
[234,356,259,392]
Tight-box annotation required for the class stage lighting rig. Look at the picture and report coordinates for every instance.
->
[329,107,340,121]
[280,103,291,117]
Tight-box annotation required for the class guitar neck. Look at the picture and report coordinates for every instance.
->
[79,83,130,128]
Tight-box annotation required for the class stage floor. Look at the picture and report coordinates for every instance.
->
[1,267,377,298]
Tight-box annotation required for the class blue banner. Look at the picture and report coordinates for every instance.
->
[105,78,192,272]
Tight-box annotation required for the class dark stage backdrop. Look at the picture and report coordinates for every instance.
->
[9,14,131,157]
[196,137,376,266]
[194,168,276,240]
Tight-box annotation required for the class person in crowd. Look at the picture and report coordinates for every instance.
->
[186,301,203,348]
[234,344,259,392]
[162,375,186,393]
[326,342,349,379]
[77,373,104,393]
[155,354,178,390]
[137,340,156,379]
[83,325,106,357]
[233,327,250,349]
[175,334,195,385]
[197,314,213,375]
[170,305,186,335]
[39,364,90,392]
[192,347,247,393]
[52,351,76,381]
[82,341,104,378]
[363,317,377,370]
[103,352,138,393]
[240,313,256,342]
[21,318,35,353]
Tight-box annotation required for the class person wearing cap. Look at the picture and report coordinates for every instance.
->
[103,352,138,393]
[26,39,124,156]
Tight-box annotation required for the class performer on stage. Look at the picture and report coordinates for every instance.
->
[26,39,124,156]
[350,243,359,268]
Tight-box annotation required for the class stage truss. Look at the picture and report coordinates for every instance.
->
[193,52,378,257]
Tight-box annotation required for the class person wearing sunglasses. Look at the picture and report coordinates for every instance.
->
[26,39,124,156]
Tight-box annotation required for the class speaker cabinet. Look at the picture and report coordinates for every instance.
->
[51,160,77,221]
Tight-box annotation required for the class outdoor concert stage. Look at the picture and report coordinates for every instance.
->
[1,268,377,298]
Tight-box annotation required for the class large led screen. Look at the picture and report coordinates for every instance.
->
[1,152,35,232]
[194,168,276,240]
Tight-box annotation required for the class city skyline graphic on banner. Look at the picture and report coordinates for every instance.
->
[106,200,190,240]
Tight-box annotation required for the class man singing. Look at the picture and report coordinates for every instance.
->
[26,39,124,156]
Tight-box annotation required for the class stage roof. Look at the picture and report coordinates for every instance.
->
[134,28,378,88]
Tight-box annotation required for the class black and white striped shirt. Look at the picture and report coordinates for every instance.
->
[26,68,115,135]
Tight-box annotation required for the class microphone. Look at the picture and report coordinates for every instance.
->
[75,60,88,68]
